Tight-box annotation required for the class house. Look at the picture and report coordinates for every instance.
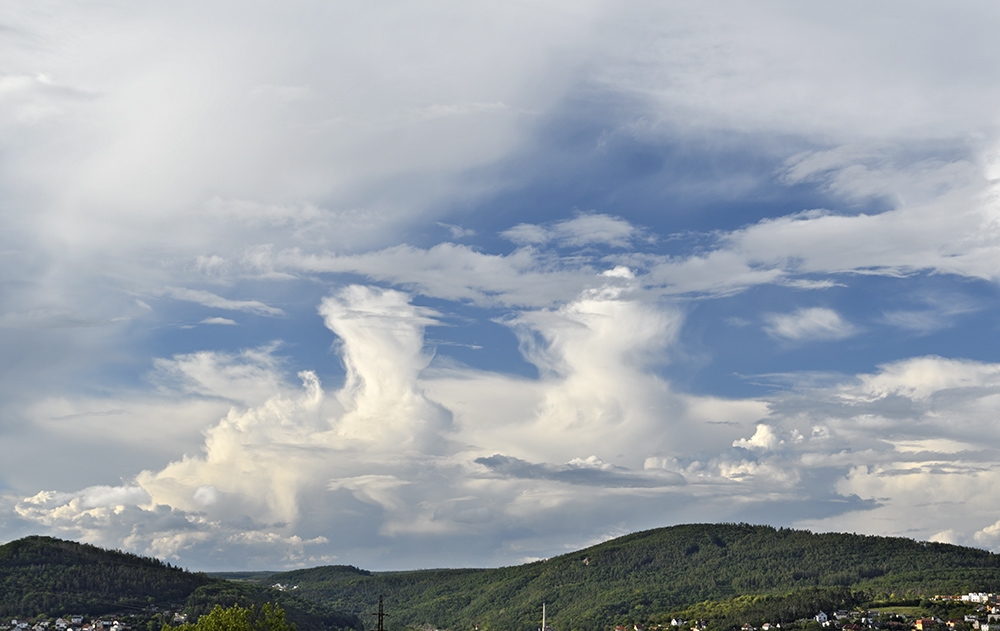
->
[914,619,938,631]
[816,613,829,624]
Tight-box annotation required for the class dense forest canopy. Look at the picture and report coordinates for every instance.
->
[251,524,1000,631]
[0,536,361,631]
[6,525,1000,631]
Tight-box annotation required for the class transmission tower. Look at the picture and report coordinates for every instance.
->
[370,595,389,631]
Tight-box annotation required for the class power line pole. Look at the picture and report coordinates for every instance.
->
[370,596,389,631]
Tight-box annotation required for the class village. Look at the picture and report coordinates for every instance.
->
[609,593,1000,631]
[0,610,188,631]
[7,593,1000,631]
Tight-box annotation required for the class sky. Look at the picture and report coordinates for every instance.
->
[4,1,1000,572]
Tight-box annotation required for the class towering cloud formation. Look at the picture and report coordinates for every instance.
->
[10,277,754,566]
[320,285,451,452]
[13,266,1000,568]
[509,279,682,466]
[14,285,456,562]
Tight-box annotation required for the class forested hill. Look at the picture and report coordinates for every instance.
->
[0,536,362,631]
[9,525,1000,631]
[258,524,1000,631]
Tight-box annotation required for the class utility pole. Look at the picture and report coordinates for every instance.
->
[370,596,389,631]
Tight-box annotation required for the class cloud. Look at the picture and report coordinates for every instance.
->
[16,276,1000,568]
[7,1,1000,571]
[732,424,793,452]
[475,454,685,488]
[0,72,94,123]
[10,281,764,567]
[435,222,476,239]
[268,243,602,307]
[200,317,238,326]
[245,151,999,312]
[502,212,644,248]
[249,84,311,103]
[7,285,453,563]
[163,287,284,317]
[852,355,1000,402]
[596,3,1000,140]
[415,101,509,120]
[973,519,1000,547]
[880,292,979,335]
[148,345,292,403]
[500,223,550,246]
[318,285,451,452]
[763,307,858,342]
[0,309,126,329]
[745,355,1000,544]
[241,152,1000,309]
[780,145,978,205]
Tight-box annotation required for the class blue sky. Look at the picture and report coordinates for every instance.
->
[4,1,1000,571]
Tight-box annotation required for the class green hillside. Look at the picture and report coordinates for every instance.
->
[7,525,1000,631]
[0,536,362,631]
[260,524,1000,631]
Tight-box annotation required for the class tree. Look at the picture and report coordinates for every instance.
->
[170,603,295,631]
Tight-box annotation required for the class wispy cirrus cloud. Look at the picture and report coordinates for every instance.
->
[163,287,284,317]
[763,307,858,342]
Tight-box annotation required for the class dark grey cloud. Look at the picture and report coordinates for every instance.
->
[475,454,685,488]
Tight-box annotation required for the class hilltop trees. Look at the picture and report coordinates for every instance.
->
[170,603,294,631]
